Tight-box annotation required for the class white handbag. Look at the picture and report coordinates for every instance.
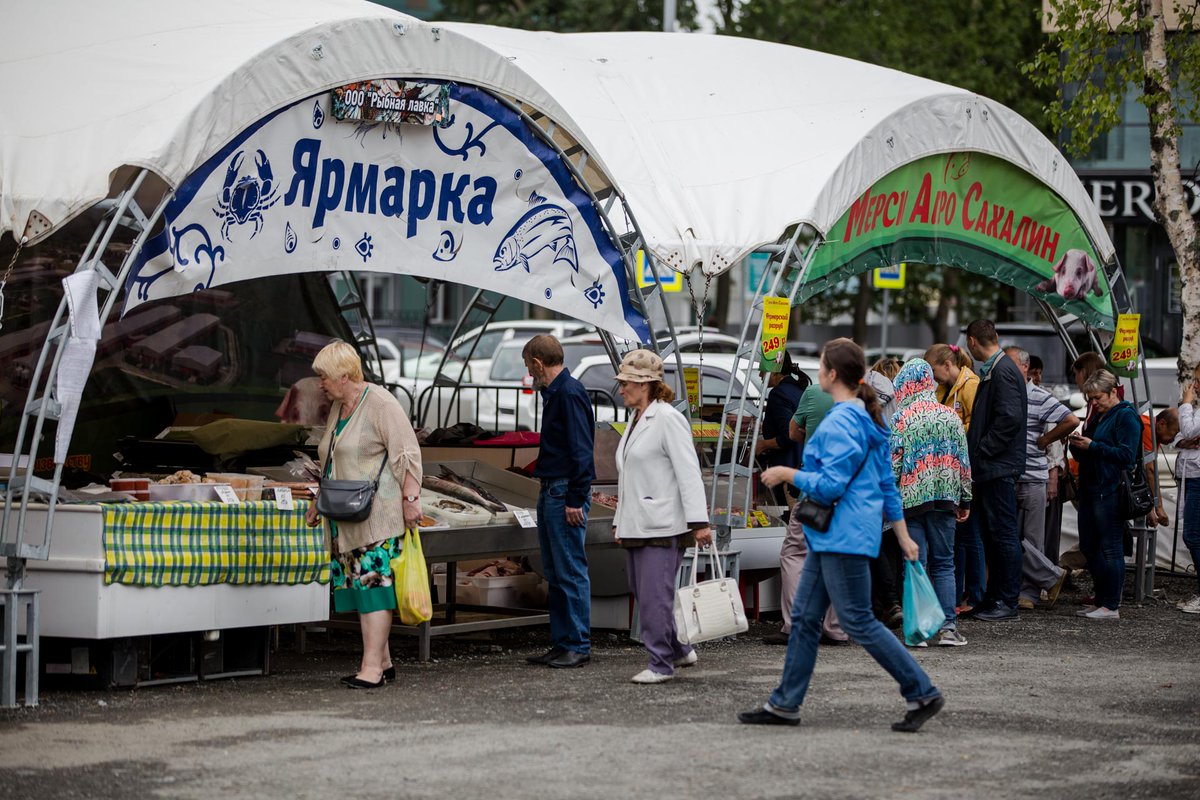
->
[673,546,749,644]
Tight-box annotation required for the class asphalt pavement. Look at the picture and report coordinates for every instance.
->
[1,573,1198,800]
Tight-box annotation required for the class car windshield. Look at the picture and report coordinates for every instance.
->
[563,342,607,371]
[489,345,529,381]
[576,362,744,408]
[453,330,506,361]
[401,352,471,381]
[489,341,609,382]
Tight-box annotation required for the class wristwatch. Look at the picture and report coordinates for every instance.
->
[403,495,419,502]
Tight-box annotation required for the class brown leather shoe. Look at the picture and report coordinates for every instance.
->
[1046,570,1068,607]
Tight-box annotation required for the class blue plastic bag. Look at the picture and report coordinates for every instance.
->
[902,560,946,645]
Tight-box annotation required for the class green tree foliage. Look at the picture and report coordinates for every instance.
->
[715,0,1051,339]
[718,0,1050,130]
[1025,0,1200,379]
[437,0,698,32]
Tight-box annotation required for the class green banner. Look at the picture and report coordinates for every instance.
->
[802,152,1115,329]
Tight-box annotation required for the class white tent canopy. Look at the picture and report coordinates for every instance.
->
[1,0,1113,277]
[447,25,1115,274]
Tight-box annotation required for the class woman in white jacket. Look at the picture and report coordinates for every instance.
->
[613,350,713,684]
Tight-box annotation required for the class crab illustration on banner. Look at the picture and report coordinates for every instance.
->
[760,296,791,373]
[122,82,647,342]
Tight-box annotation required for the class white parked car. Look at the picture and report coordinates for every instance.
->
[1066,356,1181,412]
[449,319,592,381]
[660,331,744,355]
[475,335,612,431]
[574,352,767,411]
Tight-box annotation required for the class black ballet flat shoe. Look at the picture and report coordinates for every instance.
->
[343,675,385,689]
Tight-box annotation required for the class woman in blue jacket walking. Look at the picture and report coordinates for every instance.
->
[738,339,945,732]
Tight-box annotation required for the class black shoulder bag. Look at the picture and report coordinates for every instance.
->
[1117,461,1154,521]
[791,447,871,533]
[316,421,389,523]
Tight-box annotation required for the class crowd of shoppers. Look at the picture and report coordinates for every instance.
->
[307,323,1192,732]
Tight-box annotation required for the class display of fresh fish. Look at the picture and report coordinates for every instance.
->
[438,465,509,510]
[422,473,507,513]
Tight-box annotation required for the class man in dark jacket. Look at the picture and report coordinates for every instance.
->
[523,334,596,667]
[964,320,1028,621]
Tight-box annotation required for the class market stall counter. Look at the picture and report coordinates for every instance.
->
[342,460,617,662]
[19,501,329,641]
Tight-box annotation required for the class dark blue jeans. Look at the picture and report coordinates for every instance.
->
[536,478,591,654]
[908,510,958,630]
[955,514,986,607]
[767,551,940,717]
[974,476,1022,608]
[1184,478,1200,594]
[1077,489,1125,610]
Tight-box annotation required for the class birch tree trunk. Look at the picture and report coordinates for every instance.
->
[1141,0,1200,386]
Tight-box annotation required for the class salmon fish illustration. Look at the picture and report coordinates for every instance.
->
[493,204,579,273]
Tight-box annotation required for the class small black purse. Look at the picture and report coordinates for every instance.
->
[1116,463,1154,521]
[316,467,386,522]
[316,432,389,522]
[791,450,870,533]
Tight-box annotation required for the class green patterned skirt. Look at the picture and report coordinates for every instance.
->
[330,525,402,614]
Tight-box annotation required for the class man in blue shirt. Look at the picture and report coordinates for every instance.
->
[523,334,596,668]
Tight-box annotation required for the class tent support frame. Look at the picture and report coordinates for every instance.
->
[1,169,164,707]
[707,225,821,547]
[420,92,685,429]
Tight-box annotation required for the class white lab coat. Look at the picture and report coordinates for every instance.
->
[613,400,710,539]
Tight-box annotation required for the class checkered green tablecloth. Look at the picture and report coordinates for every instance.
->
[102,501,330,587]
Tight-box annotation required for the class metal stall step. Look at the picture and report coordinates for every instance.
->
[0,588,40,707]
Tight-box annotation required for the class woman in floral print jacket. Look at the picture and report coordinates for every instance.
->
[890,358,973,647]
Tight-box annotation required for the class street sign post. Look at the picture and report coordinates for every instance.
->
[873,264,906,357]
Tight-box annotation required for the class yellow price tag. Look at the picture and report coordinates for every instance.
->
[1110,313,1140,376]
[760,296,791,373]
[683,367,701,413]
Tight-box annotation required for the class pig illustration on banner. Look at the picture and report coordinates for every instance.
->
[1036,249,1102,301]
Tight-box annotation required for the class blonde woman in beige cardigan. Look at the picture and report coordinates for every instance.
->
[304,341,423,688]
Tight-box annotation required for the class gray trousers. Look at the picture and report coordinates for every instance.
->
[1017,480,1064,599]
[627,544,693,675]
[780,517,847,640]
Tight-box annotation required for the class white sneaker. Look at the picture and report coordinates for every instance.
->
[1075,605,1098,616]
[631,669,673,684]
[1083,607,1120,620]
[936,630,968,647]
[1180,596,1200,614]
[673,650,698,668]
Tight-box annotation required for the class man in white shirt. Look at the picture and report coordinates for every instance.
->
[1005,347,1078,608]
[1156,392,1200,614]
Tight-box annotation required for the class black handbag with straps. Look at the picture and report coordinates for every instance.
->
[315,415,388,523]
[1116,463,1154,521]
[791,448,871,533]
